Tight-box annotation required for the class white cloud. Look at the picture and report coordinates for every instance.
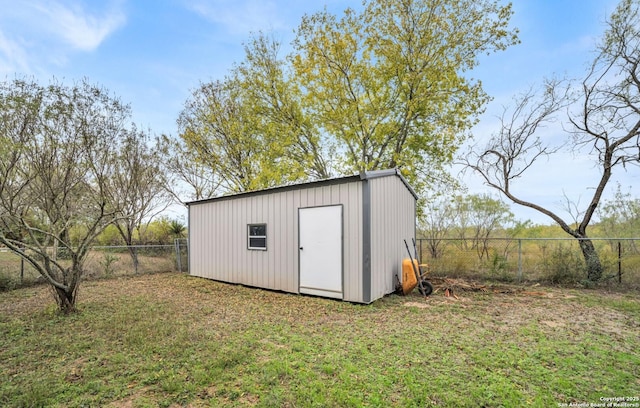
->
[32,1,126,51]
[186,0,287,35]
[0,0,126,74]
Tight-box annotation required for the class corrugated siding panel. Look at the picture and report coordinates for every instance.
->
[369,176,416,301]
[343,181,363,302]
[189,180,363,301]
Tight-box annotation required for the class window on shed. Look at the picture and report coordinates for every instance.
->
[248,224,267,250]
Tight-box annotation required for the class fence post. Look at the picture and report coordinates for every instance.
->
[133,246,138,275]
[517,239,523,283]
[20,254,24,285]
[175,239,182,273]
[618,241,622,284]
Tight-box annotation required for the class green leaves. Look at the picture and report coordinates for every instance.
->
[292,0,518,189]
[0,77,154,312]
[178,69,320,194]
[179,0,518,198]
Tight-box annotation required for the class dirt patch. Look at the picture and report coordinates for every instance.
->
[104,386,153,408]
[0,285,53,317]
[398,277,639,342]
[403,301,429,309]
[541,320,565,328]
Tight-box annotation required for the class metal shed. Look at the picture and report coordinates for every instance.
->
[187,168,417,303]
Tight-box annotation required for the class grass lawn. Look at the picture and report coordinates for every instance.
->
[1,273,639,407]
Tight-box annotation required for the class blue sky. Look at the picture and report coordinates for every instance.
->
[0,0,636,225]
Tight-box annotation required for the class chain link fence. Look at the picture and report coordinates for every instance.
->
[0,239,189,291]
[416,237,640,288]
[4,237,639,291]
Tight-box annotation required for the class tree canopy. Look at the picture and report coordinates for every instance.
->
[0,78,160,313]
[110,128,171,273]
[175,0,518,199]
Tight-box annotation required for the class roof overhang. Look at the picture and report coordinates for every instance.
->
[186,168,418,206]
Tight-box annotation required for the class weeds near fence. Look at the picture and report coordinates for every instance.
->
[2,238,638,292]
[488,252,510,282]
[0,241,188,292]
[0,267,16,291]
[417,238,640,289]
[542,245,585,284]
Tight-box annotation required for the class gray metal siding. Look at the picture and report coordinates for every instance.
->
[369,175,416,301]
[361,180,371,303]
[189,181,364,302]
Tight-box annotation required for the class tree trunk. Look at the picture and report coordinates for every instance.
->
[578,238,603,282]
[428,240,442,259]
[54,286,77,314]
[127,246,139,274]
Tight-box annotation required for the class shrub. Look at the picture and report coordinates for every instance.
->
[542,244,585,284]
[0,268,17,291]
[487,251,512,282]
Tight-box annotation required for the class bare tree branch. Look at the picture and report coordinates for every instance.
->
[462,0,640,281]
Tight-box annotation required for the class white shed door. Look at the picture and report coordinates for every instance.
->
[299,205,343,299]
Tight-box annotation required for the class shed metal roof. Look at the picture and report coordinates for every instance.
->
[186,168,418,206]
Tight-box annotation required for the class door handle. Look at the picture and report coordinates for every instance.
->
[299,247,303,250]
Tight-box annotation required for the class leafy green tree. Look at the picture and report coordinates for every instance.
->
[237,34,333,181]
[464,0,640,282]
[0,78,137,313]
[177,34,335,196]
[419,198,458,259]
[178,76,312,193]
[159,134,222,202]
[110,129,171,273]
[179,0,518,196]
[291,0,518,192]
[597,184,640,255]
[420,194,515,259]
[448,194,515,258]
[178,78,264,193]
[465,194,516,260]
[598,184,640,239]
[94,224,125,246]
